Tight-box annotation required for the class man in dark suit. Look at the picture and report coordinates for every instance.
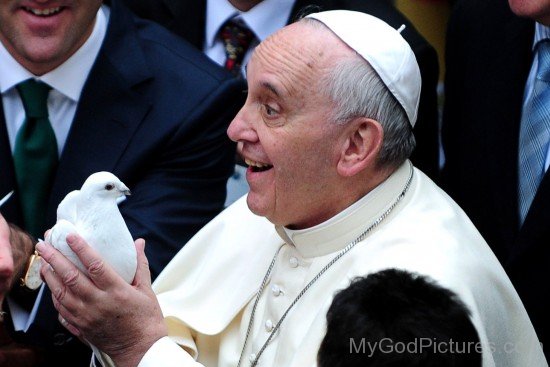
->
[121,0,441,181]
[442,0,549,355]
[0,0,244,365]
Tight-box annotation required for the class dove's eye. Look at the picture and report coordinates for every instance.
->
[105,184,115,191]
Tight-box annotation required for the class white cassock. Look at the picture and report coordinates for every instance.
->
[97,161,547,367]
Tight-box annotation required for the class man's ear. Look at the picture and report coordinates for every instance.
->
[336,118,383,177]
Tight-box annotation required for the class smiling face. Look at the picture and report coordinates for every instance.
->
[227,22,358,229]
[0,0,102,75]
[508,0,550,24]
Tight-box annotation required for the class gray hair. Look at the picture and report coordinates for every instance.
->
[300,17,416,169]
[324,56,416,168]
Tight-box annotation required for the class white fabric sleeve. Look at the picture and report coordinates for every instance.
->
[138,336,201,367]
[93,337,200,367]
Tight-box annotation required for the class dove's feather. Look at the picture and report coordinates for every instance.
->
[56,190,80,223]
[74,198,136,283]
[47,219,87,274]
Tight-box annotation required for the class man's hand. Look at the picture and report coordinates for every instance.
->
[38,235,168,367]
[0,214,14,307]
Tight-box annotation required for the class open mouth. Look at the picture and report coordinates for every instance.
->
[245,158,273,173]
[23,6,64,17]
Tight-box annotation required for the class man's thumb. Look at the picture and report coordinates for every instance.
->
[133,238,152,288]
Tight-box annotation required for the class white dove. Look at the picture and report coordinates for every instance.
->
[46,172,137,283]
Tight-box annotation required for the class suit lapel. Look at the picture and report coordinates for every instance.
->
[46,0,153,226]
[482,14,534,252]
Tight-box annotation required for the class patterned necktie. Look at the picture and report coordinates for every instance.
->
[13,79,58,238]
[220,19,255,76]
[518,40,550,225]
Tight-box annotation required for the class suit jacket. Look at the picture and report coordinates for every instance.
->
[0,0,245,365]
[441,0,549,355]
[121,0,441,181]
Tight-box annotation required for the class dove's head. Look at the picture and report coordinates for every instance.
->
[81,172,131,200]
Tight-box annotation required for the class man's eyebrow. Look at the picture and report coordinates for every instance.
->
[260,81,280,97]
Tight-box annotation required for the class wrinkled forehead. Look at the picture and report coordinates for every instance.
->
[249,21,352,95]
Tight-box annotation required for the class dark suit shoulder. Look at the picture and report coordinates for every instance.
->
[131,16,233,87]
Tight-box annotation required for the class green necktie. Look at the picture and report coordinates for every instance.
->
[13,79,58,238]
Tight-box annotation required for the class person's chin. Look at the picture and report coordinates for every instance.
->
[246,192,271,218]
[508,0,550,23]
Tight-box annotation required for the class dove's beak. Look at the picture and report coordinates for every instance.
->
[119,184,131,196]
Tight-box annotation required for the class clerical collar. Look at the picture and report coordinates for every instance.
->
[205,0,295,49]
[277,161,414,258]
[0,5,109,101]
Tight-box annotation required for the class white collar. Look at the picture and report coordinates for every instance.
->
[205,0,295,49]
[534,22,550,48]
[0,5,109,101]
[277,161,414,258]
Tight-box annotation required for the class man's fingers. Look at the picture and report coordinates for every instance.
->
[40,256,86,311]
[64,233,121,290]
[37,240,94,296]
[0,213,13,279]
[132,238,152,289]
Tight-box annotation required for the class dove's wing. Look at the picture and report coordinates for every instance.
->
[57,190,80,223]
[79,214,136,283]
[77,205,137,284]
[47,219,87,275]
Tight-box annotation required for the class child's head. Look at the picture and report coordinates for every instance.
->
[318,269,482,367]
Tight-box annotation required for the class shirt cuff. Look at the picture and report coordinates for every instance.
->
[138,336,198,367]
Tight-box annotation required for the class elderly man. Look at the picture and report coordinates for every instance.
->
[122,0,441,206]
[37,10,545,367]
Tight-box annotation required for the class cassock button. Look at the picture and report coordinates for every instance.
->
[271,284,282,296]
[265,319,274,332]
[289,257,299,268]
[250,353,257,363]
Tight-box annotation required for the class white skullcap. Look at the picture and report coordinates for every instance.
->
[305,10,421,126]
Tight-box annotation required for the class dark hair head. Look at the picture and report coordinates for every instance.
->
[318,269,482,367]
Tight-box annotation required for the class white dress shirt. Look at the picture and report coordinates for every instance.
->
[0,5,109,157]
[204,0,295,76]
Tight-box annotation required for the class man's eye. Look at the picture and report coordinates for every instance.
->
[264,105,277,116]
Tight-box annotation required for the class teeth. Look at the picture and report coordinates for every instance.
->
[25,6,62,16]
[245,158,271,168]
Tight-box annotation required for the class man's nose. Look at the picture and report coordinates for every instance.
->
[227,108,257,143]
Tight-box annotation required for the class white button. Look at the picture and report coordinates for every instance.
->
[249,353,256,363]
[265,319,274,332]
[271,284,282,296]
[289,257,299,268]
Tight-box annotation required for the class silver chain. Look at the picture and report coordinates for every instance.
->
[237,162,414,367]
